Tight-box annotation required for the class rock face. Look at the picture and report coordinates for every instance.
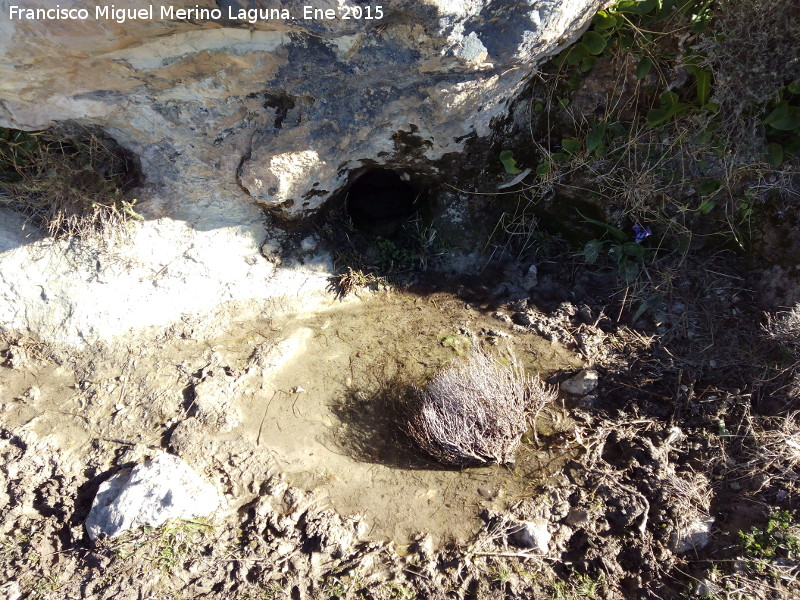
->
[85,453,219,540]
[1,0,602,218]
[0,0,603,344]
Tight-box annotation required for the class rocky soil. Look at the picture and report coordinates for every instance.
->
[2,1,800,598]
[2,245,797,599]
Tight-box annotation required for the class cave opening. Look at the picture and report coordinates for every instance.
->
[343,168,422,237]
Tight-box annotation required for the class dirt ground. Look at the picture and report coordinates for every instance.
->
[3,1,800,597]
[3,244,796,600]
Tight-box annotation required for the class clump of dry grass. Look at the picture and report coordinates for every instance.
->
[765,304,800,398]
[0,128,141,240]
[328,267,387,299]
[405,346,556,466]
[766,305,800,350]
[739,411,800,493]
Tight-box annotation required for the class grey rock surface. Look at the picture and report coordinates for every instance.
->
[0,0,603,345]
[561,369,599,396]
[1,0,603,220]
[85,453,219,540]
[508,519,551,553]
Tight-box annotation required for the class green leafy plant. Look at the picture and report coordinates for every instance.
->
[500,149,523,174]
[739,509,800,563]
[580,212,649,282]
[762,81,800,165]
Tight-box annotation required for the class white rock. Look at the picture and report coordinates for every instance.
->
[674,516,714,553]
[522,264,538,289]
[508,519,551,554]
[301,236,319,252]
[85,453,219,540]
[561,369,599,396]
[0,581,21,600]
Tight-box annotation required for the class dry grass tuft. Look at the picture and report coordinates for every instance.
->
[765,304,800,398]
[0,128,141,240]
[698,0,800,117]
[328,267,387,299]
[766,305,800,350]
[740,411,800,493]
[405,346,556,466]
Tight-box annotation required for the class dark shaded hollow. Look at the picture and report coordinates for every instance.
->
[345,168,418,236]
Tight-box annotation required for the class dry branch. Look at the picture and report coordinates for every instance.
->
[405,346,556,466]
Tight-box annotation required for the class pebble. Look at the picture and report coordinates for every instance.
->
[477,487,495,500]
[560,369,599,396]
[565,508,589,527]
[508,519,551,553]
[522,264,538,289]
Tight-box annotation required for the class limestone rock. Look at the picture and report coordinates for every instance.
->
[85,453,219,540]
[0,0,604,345]
[508,519,551,554]
[561,369,599,396]
[0,0,603,219]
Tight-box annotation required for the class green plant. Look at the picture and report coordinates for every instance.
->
[108,518,212,573]
[489,562,514,586]
[550,570,604,600]
[30,570,62,599]
[762,81,800,166]
[387,581,415,600]
[580,212,650,282]
[738,509,800,563]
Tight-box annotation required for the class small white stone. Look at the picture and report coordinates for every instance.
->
[522,264,538,289]
[301,236,318,252]
[85,453,219,540]
[674,516,714,553]
[276,540,295,556]
[560,369,599,396]
[23,386,41,402]
[509,519,551,554]
[665,426,683,446]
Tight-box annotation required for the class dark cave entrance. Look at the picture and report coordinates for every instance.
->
[343,168,422,237]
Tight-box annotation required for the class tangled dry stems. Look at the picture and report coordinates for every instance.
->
[765,304,800,398]
[765,305,800,349]
[405,347,556,467]
[739,411,800,493]
[0,130,140,240]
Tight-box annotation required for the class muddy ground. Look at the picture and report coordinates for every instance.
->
[3,1,800,596]
[1,242,798,600]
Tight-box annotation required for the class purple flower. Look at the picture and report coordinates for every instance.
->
[633,224,652,244]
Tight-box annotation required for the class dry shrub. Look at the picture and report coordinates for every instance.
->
[0,128,141,239]
[766,305,800,350]
[741,411,800,493]
[699,0,800,115]
[766,304,800,398]
[405,346,556,467]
